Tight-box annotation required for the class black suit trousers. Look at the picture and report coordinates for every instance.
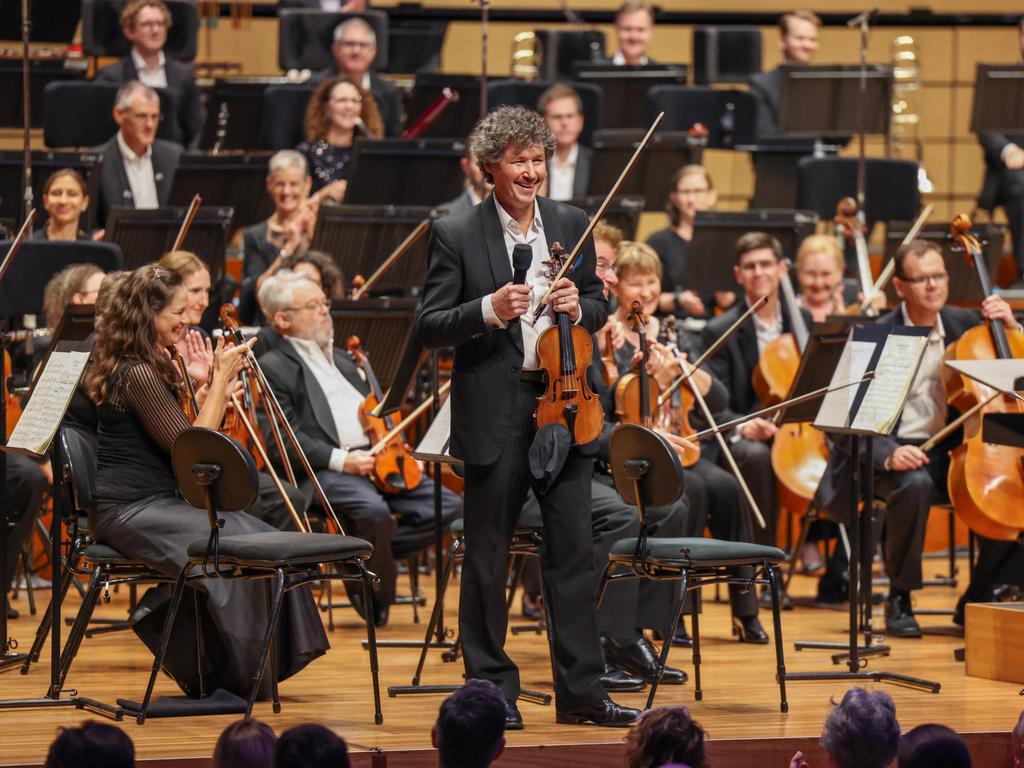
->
[461,379,606,709]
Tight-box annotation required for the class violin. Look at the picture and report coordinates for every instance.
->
[613,301,660,429]
[942,214,1024,541]
[534,242,604,445]
[218,304,266,468]
[656,316,700,468]
[347,336,422,494]
[4,347,21,438]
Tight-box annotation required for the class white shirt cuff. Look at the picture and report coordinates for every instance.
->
[328,448,349,474]
[1002,143,1021,164]
[482,293,507,329]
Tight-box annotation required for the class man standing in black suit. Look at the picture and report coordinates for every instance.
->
[95,0,201,148]
[977,17,1024,281]
[313,18,402,138]
[539,84,592,202]
[95,81,183,228]
[748,11,821,140]
[417,106,638,729]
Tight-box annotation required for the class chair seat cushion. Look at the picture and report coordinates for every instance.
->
[610,537,785,568]
[83,542,137,565]
[187,532,372,567]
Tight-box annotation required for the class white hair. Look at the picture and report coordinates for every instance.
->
[267,149,309,179]
[333,17,376,46]
[258,270,318,326]
[115,80,158,111]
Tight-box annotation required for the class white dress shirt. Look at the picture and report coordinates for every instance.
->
[131,49,168,89]
[612,51,649,66]
[895,304,947,441]
[116,131,159,209]
[547,144,579,202]
[287,336,370,473]
[481,197,559,370]
[752,304,783,356]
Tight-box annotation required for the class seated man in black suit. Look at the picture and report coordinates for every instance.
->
[977,17,1024,282]
[539,84,591,202]
[439,147,491,216]
[95,81,183,228]
[611,0,655,66]
[257,270,462,626]
[748,10,820,140]
[816,239,1019,637]
[95,0,201,148]
[313,18,402,138]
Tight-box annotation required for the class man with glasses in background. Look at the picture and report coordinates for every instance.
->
[314,18,402,137]
[816,239,1019,637]
[94,81,183,228]
[96,0,201,147]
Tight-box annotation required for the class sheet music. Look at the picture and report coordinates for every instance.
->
[410,397,463,466]
[6,351,90,457]
[849,333,928,435]
[814,339,876,430]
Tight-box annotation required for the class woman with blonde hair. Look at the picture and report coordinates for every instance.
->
[794,234,846,322]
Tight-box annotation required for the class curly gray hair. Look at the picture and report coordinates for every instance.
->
[820,687,900,768]
[469,105,555,183]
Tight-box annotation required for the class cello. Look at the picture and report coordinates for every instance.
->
[941,215,1024,540]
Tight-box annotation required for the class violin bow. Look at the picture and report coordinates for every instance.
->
[859,203,933,313]
[171,194,202,253]
[352,218,432,300]
[0,209,36,284]
[368,381,452,455]
[532,112,665,321]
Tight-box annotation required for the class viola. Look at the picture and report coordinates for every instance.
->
[534,242,604,445]
[347,336,422,494]
[942,214,1024,541]
[218,304,267,470]
[656,316,700,468]
[613,301,660,429]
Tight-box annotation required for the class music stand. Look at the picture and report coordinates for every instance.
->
[0,0,81,43]
[405,74,481,140]
[276,9,389,72]
[0,151,103,234]
[0,241,122,317]
[329,298,419,392]
[571,64,687,131]
[784,323,940,693]
[198,78,289,152]
[0,59,87,131]
[585,130,704,212]
[568,195,644,240]
[969,64,1024,135]
[346,139,464,207]
[776,64,892,139]
[683,209,819,294]
[311,205,433,295]
[168,154,274,230]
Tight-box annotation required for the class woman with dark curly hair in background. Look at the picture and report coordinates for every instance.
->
[625,706,710,768]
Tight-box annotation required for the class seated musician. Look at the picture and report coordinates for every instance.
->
[42,265,105,331]
[793,235,846,322]
[32,170,93,242]
[256,271,462,627]
[312,19,402,138]
[604,241,768,643]
[748,11,821,140]
[699,232,812,550]
[538,84,591,202]
[646,165,734,321]
[817,239,1019,637]
[297,77,384,205]
[4,457,47,620]
[439,147,491,216]
[94,82,183,228]
[94,0,201,148]
[611,0,656,66]
[87,265,328,699]
[977,17,1024,283]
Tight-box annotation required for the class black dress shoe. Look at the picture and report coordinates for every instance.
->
[521,593,542,621]
[732,615,769,644]
[349,591,368,622]
[556,698,640,727]
[671,621,693,647]
[603,637,687,685]
[886,591,922,638]
[600,662,646,692]
[373,601,390,628]
[6,606,18,620]
[505,699,524,731]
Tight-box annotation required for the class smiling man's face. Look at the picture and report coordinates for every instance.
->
[485,143,547,216]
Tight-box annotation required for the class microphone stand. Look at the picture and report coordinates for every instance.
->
[851,8,875,248]
[20,0,33,228]
[477,0,489,118]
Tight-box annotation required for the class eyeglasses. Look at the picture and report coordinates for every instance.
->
[675,187,711,196]
[339,40,373,49]
[127,111,163,123]
[136,20,167,29]
[899,272,949,286]
[287,299,331,313]
[738,258,779,272]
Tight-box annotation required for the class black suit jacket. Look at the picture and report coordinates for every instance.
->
[699,299,812,423]
[258,338,369,474]
[748,68,782,141]
[311,66,402,138]
[94,135,183,228]
[95,56,201,148]
[814,303,980,521]
[416,197,609,465]
[572,145,592,199]
[978,131,1024,210]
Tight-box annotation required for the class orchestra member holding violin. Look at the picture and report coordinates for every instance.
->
[817,239,1019,637]
[699,232,812,549]
[257,271,461,627]
[32,170,94,241]
[606,243,768,643]
[417,106,638,729]
[86,265,329,700]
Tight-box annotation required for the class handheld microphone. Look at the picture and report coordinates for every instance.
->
[509,243,532,324]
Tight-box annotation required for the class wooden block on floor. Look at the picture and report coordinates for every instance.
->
[965,602,1024,684]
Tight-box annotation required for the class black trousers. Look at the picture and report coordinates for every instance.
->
[996,166,1024,276]
[249,473,308,531]
[5,455,47,591]
[961,537,1024,605]
[461,379,606,710]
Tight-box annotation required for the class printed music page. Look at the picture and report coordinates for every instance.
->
[6,351,90,457]
[849,333,927,435]
[814,339,876,431]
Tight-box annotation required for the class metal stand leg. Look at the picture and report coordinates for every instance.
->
[645,570,688,711]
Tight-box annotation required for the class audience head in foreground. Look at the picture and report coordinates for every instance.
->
[275,724,349,768]
[897,723,971,768]
[44,721,135,768]
[820,687,900,768]
[433,679,507,768]
[624,706,709,768]
[212,718,277,768]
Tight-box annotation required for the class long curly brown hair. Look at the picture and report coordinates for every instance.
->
[624,706,710,768]
[303,76,384,143]
[87,265,185,406]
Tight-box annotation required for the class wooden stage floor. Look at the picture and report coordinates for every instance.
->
[0,557,1019,767]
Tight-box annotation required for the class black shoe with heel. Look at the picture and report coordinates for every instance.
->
[732,615,769,644]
